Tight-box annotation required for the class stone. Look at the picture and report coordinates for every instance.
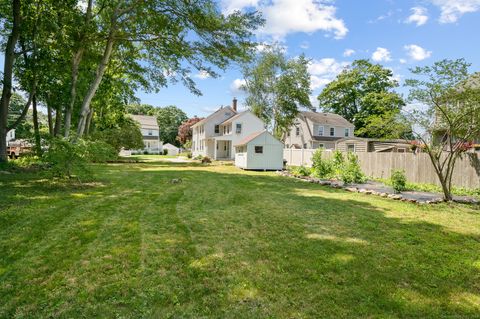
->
[388,194,402,200]
[345,187,357,192]
[380,193,388,197]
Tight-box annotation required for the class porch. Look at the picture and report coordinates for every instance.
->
[213,138,233,160]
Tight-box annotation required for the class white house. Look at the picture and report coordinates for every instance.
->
[191,98,265,160]
[6,129,15,144]
[163,143,180,156]
[234,130,284,170]
[130,115,162,154]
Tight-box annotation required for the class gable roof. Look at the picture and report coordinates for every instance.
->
[301,111,353,127]
[163,143,179,149]
[218,110,261,126]
[191,106,236,128]
[130,115,159,130]
[234,131,266,146]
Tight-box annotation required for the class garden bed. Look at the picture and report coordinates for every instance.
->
[278,170,479,205]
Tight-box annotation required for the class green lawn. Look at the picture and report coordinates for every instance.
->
[1,160,480,318]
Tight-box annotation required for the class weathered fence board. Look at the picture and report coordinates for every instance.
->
[283,149,480,189]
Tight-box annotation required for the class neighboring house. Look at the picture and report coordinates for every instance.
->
[6,129,15,144]
[191,98,265,160]
[336,137,413,153]
[163,143,180,156]
[283,111,355,150]
[234,130,284,170]
[130,115,162,154]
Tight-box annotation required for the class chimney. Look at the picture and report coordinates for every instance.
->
[232,97,237,112]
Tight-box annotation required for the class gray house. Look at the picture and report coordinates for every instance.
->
[283,111,355,149]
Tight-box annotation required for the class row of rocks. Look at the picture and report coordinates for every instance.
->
[277,171,445,205]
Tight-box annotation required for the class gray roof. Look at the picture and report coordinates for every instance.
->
[130,115,159,130]
[191,106,236,128]
[301,111,354,127]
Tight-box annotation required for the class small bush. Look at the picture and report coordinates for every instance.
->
[391,169,407,193]
[311,149,332,178]
[186,152,192,159]
[83,140,118,163]
[163,149,168,155]
[290,165,311,177]
[340,152,366,184]
[194,155,203,160]
[42,138,89,178]
[201,156,212,164]
[143,150,149,155]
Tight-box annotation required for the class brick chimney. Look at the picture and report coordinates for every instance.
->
[232,97,237,112]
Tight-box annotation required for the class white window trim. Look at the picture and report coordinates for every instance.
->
[330,127,335,137]
[318,126,324,136]
[344,128,350,137]
[347,143,355,152]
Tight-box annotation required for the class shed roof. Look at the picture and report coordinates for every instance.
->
[234,131,266,146]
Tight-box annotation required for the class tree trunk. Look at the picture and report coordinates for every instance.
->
[32,94,42,155]
[0,0,21,163]
[76,31,115,137]
[54,107,62,137]
[85,109,94,135]
[64,0,93,138]
[47,104,54,136]
[64,49,84,137]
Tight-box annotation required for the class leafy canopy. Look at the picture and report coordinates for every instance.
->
[317,59,409,139]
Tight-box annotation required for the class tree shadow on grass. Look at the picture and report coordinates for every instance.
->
[1,163,479,318]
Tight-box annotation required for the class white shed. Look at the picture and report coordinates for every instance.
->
[163,143,180,156]
[234,130,284,170]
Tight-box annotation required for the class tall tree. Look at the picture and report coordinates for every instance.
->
[0,0,21,162]
[317,59,409,139]
[405,59,480,201]
[155,106,187,146]
[75,0,264,137]
[242,47,313,137]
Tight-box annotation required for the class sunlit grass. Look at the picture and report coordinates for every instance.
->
[0,161,479,318]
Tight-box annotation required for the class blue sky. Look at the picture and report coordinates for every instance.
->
[2,0,479,118]
[137,0,480,117]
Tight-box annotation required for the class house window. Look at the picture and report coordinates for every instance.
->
[224,144,227,151]
[318,126,324,136]
[303,143,307,149]
[236,123,242,134]
[397,148,406,153]
[347,144,355,152]
[344,128,350,137]
[215,125,219,133]
[255,146,263,154]
[319,143,324,149]
[296,127,300,136]
[148,130,153,136]
[330,127,335,137]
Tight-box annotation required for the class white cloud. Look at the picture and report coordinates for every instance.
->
[399,58,407,64]
[300,42,310,50]
[222,0,348,39]
[308,58,348,90]
[371,47,392,62]
[221,0,260,14]
[343,49,355,57]
[429,0,480,23]
[230,78,246,94]
[404,44,432,61]
[405,7,429,26]
[194,70,211,80]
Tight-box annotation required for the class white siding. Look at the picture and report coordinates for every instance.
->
[236,132,284,170]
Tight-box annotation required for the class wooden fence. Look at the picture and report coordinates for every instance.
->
[283,149,480,189]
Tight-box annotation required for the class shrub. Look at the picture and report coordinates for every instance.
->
[340,152,366,184]
[186,152,192,159]
[163,149,168,155]
[290,165,311,177]
[201,156,212,164]
[194,155,203,160]
[311,149,332,178]
[42,138,89,178]
[143,150,149,155]
[391,169,407,193]
[83,140,118,163]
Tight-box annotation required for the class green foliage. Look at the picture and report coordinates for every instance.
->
[94,119,144,153]
[186,152,192,159]
[163,149,168,155]
[155,106,188,146]
[83,140,118,163]
[290,165,311,177]
[194,155,203,161]
[340,152,367,184]
[390,170,407,193]
[42,138,89,178]
[318,59,409,139]
[242,46,313,137]
[311,149,333,178]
